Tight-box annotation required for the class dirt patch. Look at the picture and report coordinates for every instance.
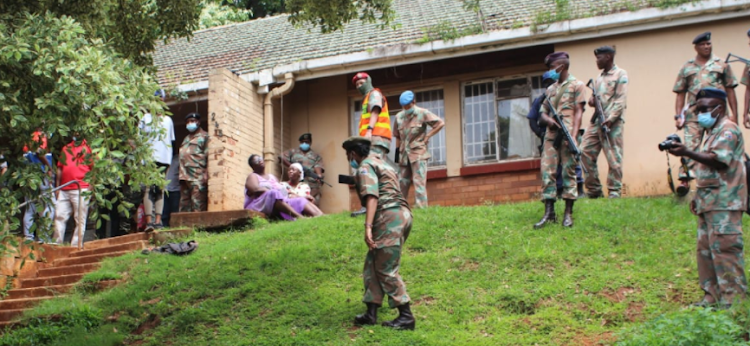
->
[139,298,161,306]
[600,287,640,303]
[346,326,361,340]
[567,331,615,346]
[412,296,436,306]
[460,261,480,271]
[132,314,161,335]
[625,302,644,322]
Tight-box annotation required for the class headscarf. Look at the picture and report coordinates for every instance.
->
[290,162,304,180]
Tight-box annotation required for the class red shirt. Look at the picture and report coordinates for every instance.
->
[23,131,47,152]
[57,140,93,190]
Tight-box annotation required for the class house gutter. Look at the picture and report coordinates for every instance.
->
[263,73,295,177]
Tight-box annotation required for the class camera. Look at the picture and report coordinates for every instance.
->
[658,134,682,151]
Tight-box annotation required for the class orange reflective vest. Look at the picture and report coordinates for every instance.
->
[358,89,391,139]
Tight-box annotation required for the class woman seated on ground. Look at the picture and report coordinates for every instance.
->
[244,154,323,220]
[281,163,314,202]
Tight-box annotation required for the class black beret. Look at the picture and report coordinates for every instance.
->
[594,46,615,55]
[342,136,371,150]
[692,31,711,44]
[544,52,569,67]
[696,87,727,101]
[185,112,201,121]
[299,133,312,142]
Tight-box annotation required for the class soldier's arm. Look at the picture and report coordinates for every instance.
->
[424,112,445,142]
[726,87,739,123]
[366,91,384,136]
[281,151,292,168]
[572,102,583,145]
[606,72,628,122]
[674,93,686,117]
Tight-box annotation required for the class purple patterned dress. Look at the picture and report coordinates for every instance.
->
[244,173,308,220]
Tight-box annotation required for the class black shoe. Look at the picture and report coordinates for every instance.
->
[587,191,603,199]
[144,223,155,232]
[153,222,164,230]
[350,207,366,217]
[562,199,574,227]
[577,183,584,197]
[533,199,556,229]
[382,303,415,330]
[354,303,379,325]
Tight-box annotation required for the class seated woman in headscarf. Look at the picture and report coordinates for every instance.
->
[244,154,323,220]
[281,163,314,202]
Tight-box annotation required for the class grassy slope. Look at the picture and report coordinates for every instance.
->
[2,197,735,345]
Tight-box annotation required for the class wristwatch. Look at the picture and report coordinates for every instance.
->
[367,126,374,130]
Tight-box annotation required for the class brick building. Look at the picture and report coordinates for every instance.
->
[154,0,750,214]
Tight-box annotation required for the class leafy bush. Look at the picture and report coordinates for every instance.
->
[616,307,747,346]
[0,305,101,346]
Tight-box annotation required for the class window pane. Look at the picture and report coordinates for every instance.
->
[463,82,496,163]
[415,90,446,167]
[497,97,538,160]
[351,100,362,136]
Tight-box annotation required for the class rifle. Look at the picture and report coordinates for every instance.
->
[302,167,332,187]
[545,98,582,162]
[725,53,750,65]
[586,79,611,148]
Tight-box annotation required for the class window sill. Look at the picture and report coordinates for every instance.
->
[459,158,540,177]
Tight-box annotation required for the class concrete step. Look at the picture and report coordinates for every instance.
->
[19,273,84,289]
[171,210,263,230]
[6,284,74,300]
[0,297,53,310]
[52,251,129,267]
[37,263,100,278]
[0,320,20,331]
[69,241,148,258]
[82,233,150,251]
[0,309,26,323]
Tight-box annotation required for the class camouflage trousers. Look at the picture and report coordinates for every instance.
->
[306,179,321,206]
[679,121,704,180]
[399,159,428,208]
[697,210,747,305]
[581,119,624,197]
[370,144,398,171]
[362,207,412,308]
[541,133,578,200]
[179,180,207,212]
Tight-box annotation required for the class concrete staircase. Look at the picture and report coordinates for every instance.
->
[0,233,150,329]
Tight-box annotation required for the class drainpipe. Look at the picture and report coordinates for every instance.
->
[263,73,295,177]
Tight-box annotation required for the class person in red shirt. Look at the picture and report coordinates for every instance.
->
[23,129,55,242]
[53,135,93,246]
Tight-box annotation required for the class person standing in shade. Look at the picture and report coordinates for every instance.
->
[53,134,93,245]
[282,133,324,206]
[140,89,175,230]
[343,136,415,330]
[580,46,629,199]
[179,112,209,212]
[667,87,747,308]
[22,128,55,242]
[162,150,181,227]
[673,31,739,196]
[394,91,445,208]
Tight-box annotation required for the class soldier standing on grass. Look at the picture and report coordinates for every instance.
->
[534,52,586,229]
[343,136,415,331]
[179,112,209,212]
[667,88,747,308]
[580,46,629,199]
[394,90,445,208]
[672,32,739,196]
[281,133,324,206]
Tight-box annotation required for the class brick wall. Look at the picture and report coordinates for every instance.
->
[207,69,264,211]
[348,169,541,210]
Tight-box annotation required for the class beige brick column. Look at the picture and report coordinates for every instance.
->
[207,69,264,211]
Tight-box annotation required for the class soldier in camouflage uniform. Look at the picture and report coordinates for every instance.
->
[535,52,586,229]
[581,46,629,199]
[179,112,209,212]
[343,136,415,331]
[673,32,739,196]
[667,88,747,308]
[741,29,750,129]
[394,91,445,208]
[282,133,325,206]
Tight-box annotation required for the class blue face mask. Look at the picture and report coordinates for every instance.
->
[697,106,719,129]
[186,123,199,132]
[300,143,310,151]
[547,67,561,82]
[350,159,359,169]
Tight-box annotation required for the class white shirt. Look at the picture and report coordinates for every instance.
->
[140,113,175,165]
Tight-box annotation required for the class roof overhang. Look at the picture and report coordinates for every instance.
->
[174,0,750,95]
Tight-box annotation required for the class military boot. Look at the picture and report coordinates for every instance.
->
[563,199,575,227]
[533,199,556,229]
[577,182,584,197]
[382,303,415,330]
[354,303,379,325]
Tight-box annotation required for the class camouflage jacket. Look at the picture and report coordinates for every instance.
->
[540,74,586,140]
[673,56,738,119]
[283,148,324,185]
[594,65,629,123]
[356,152,409,212]
[394,106,443,165]
[741,64,749,87]
[179,129,209,182]
[694,117,747,214]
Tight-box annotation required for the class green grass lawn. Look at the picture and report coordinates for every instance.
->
[3,197,750,345]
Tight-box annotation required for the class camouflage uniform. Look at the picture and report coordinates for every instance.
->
[283,148,324,205]
[356,152,412,308]
[673,56,738,179]
[581,65,628,197]
[179,129,209,212]
[394,106,443,208]
[540,75,586,200]
[693,117,747,305]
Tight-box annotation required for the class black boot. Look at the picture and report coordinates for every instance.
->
[354,303,379,325]
[577,183,584,197]
[382,303,415,330]
[350,207,367,217]
[533,199,556,229]
[563,199,574,227]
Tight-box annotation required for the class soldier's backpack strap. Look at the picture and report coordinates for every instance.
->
[745,154,750,215]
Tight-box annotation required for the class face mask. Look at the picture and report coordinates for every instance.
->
[186,123,199,132]
[405,107,415,115]
[697,106,719,129]
[547,67,561,82]
[350,159,359,169]
[71,136,77,142]
[300,143,310,151]
[357,78,374,95]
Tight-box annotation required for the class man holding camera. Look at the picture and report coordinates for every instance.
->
[667,87,747,308]
[672,32,739,196]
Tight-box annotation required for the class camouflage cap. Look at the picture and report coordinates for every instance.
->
[342,136,371,150]
[696,87,727,101]
[692,31,711,44]
[593,46,615,55]
[544,52,569,67]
